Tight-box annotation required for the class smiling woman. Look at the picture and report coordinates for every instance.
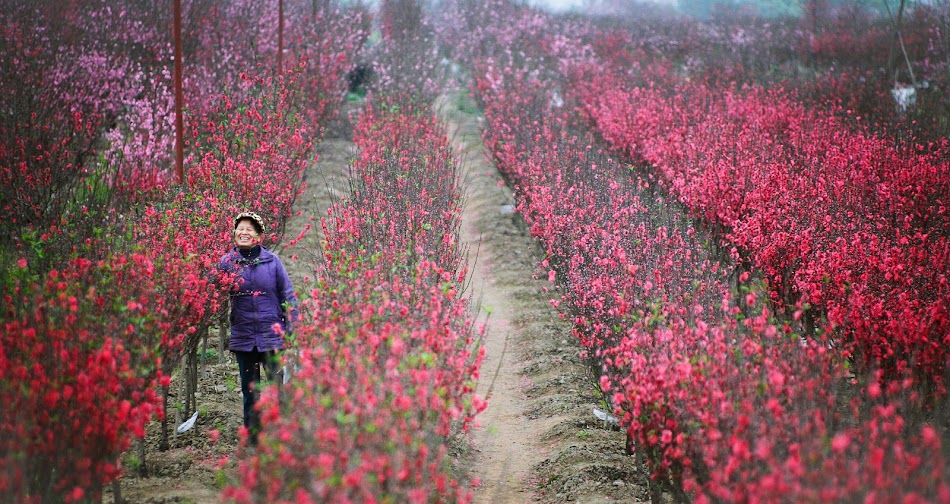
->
[233,214,263,249]
[218,211,298,446]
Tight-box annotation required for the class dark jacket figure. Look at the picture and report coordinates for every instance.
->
[219,245,296,351]
[219,212,297,446]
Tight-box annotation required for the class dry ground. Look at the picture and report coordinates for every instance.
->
[444,90,646,504]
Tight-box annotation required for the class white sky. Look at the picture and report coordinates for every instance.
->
[527,0,587,10]
[527,0,677,13]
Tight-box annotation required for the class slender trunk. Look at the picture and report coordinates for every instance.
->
[185,346,197,416]
[183,351,191,417]
[200,325,208,378]
[111,478,122,504]
[137,438,147,477]
[885,0,907,82]
[159,386,170,451]
[641,446,663,504]
[190,345,199,411]
[898,32,918,86]
[219,307,228,363]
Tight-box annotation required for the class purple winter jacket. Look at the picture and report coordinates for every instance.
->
[218,245,297,352]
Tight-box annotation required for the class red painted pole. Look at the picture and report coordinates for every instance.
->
[174,0,185,186]
[277,0,284,76]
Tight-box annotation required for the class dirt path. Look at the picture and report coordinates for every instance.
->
[442,96,561,503]
[279,132,356,288]
[442,91,646,504]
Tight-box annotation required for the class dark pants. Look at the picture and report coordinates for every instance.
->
[234,348,282,445]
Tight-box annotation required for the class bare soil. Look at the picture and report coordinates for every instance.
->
[443,91,647,503]
[105,92,647,503]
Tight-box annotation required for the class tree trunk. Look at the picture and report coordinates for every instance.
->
[136,438,147,477]
[886,0,907,82]
[111,478,122,504]
[159,385,170,451]
[219,306,229,363]
[200,325,208,379]
[190,345,199,410]
[185,345,198,417]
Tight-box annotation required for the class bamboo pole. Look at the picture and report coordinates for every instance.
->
[173,0,185,186]
[278,0,284,76]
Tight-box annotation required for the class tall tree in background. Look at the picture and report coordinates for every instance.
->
[885,0,917,84]
[802,0,826,34]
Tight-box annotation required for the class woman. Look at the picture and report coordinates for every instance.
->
[219,211,297,446]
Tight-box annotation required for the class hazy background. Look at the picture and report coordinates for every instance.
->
[524,0,896,18]
[529,0,676,11]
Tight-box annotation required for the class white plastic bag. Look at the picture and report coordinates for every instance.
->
[176,411,199,433]
[593,407,619,425]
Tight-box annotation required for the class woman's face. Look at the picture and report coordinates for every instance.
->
[234,219,261,249]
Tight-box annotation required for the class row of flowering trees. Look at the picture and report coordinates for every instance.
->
[223,3,487,498]
[0,0,367,501]
[578,2,950,143]
[439,0,948,500]
[574,3,950,401]
[576,73,950,394]
[224,97,485,502]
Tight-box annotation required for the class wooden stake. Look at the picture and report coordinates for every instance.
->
[278,0,284,76]
[173,0,185,186]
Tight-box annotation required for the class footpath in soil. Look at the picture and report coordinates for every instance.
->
[442,90,646,503]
